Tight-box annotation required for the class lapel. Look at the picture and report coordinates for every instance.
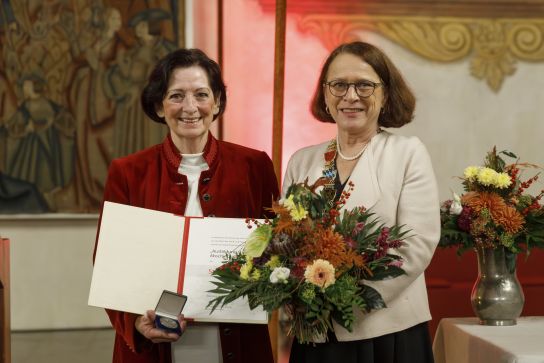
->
[341,131,386,212]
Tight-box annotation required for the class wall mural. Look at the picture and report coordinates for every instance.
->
[0,0,184,213]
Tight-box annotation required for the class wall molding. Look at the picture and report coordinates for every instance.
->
[297,15,544,91]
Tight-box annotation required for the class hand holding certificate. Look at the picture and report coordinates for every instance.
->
[88,201,267,324]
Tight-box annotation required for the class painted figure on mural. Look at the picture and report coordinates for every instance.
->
[0,172,50,213]
[110,8,176,158]
[0,3,44,212]
[3,74,76,209]
[0,70,16,172]
[1,15,25,130]
[17,3,73,104]
[68,5,127,207]
[0,21,20,171]
[1,6,25,98]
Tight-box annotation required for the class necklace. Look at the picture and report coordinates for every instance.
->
[336,136,370,161]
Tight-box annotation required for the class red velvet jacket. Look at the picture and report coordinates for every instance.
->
[94,132,279,363]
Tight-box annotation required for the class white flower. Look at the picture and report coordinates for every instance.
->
[450,192,463,215]
[269,267,290,284]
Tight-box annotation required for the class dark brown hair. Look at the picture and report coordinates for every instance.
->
[310,41,415,128]
[141,48,227,124]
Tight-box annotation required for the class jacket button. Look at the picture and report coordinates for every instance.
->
[202,177,211,184]
[202,193,211,202]
[223,327,231,335]
[226,352,234,359]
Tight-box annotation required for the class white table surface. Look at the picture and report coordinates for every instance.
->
[433,317,544,363]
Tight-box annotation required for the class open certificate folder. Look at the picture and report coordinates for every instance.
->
[88,201,268,324]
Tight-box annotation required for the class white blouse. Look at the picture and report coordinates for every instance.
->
[173,153,222,363]
[178,153,209,217]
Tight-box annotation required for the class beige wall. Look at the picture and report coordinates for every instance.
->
[0,216,109,330]
[360,31,544,201]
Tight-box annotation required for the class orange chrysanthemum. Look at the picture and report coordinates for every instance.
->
[298,228,365,273]
[461,191,525,234]
[461,191,506,214]
[491,205,525,234]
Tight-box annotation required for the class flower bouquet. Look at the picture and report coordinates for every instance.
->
[440,147,544,270]
[207,178,409,343]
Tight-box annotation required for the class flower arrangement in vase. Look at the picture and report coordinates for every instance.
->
[439,147,544,325]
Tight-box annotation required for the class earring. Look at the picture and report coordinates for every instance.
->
[325,106,331,115]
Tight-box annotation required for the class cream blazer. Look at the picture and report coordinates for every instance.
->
[282,130,440,341]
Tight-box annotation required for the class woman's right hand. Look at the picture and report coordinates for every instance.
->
[135,310,187,344]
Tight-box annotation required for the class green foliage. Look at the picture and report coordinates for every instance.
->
[286,180,328,219]
[360,285,386,311]
[325,275,366,331]
[523,211,544,251]
[439,217,473,253]
[365,264,405,281]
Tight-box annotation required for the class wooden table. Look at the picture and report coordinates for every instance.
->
[0,238,10,363]
[433,317,544,363]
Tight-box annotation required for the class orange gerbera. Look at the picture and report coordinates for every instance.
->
[491,205,525,234]
[461,191,506,214]
[304,259,336,289]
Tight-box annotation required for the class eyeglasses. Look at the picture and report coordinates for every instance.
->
[324,80,383,98]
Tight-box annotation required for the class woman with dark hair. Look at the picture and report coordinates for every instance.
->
[94,48,277,363]
[283,41,439,363]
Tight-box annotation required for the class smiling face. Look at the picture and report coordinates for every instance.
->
[324,52,385,137]
[155,66,220,153]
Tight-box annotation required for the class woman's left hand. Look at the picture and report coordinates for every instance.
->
[135,310,187,344]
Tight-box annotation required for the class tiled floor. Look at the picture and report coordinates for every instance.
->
[11,328,115,363]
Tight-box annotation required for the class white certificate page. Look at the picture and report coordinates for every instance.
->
[183,218,267,323]
[88,202,267,324]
